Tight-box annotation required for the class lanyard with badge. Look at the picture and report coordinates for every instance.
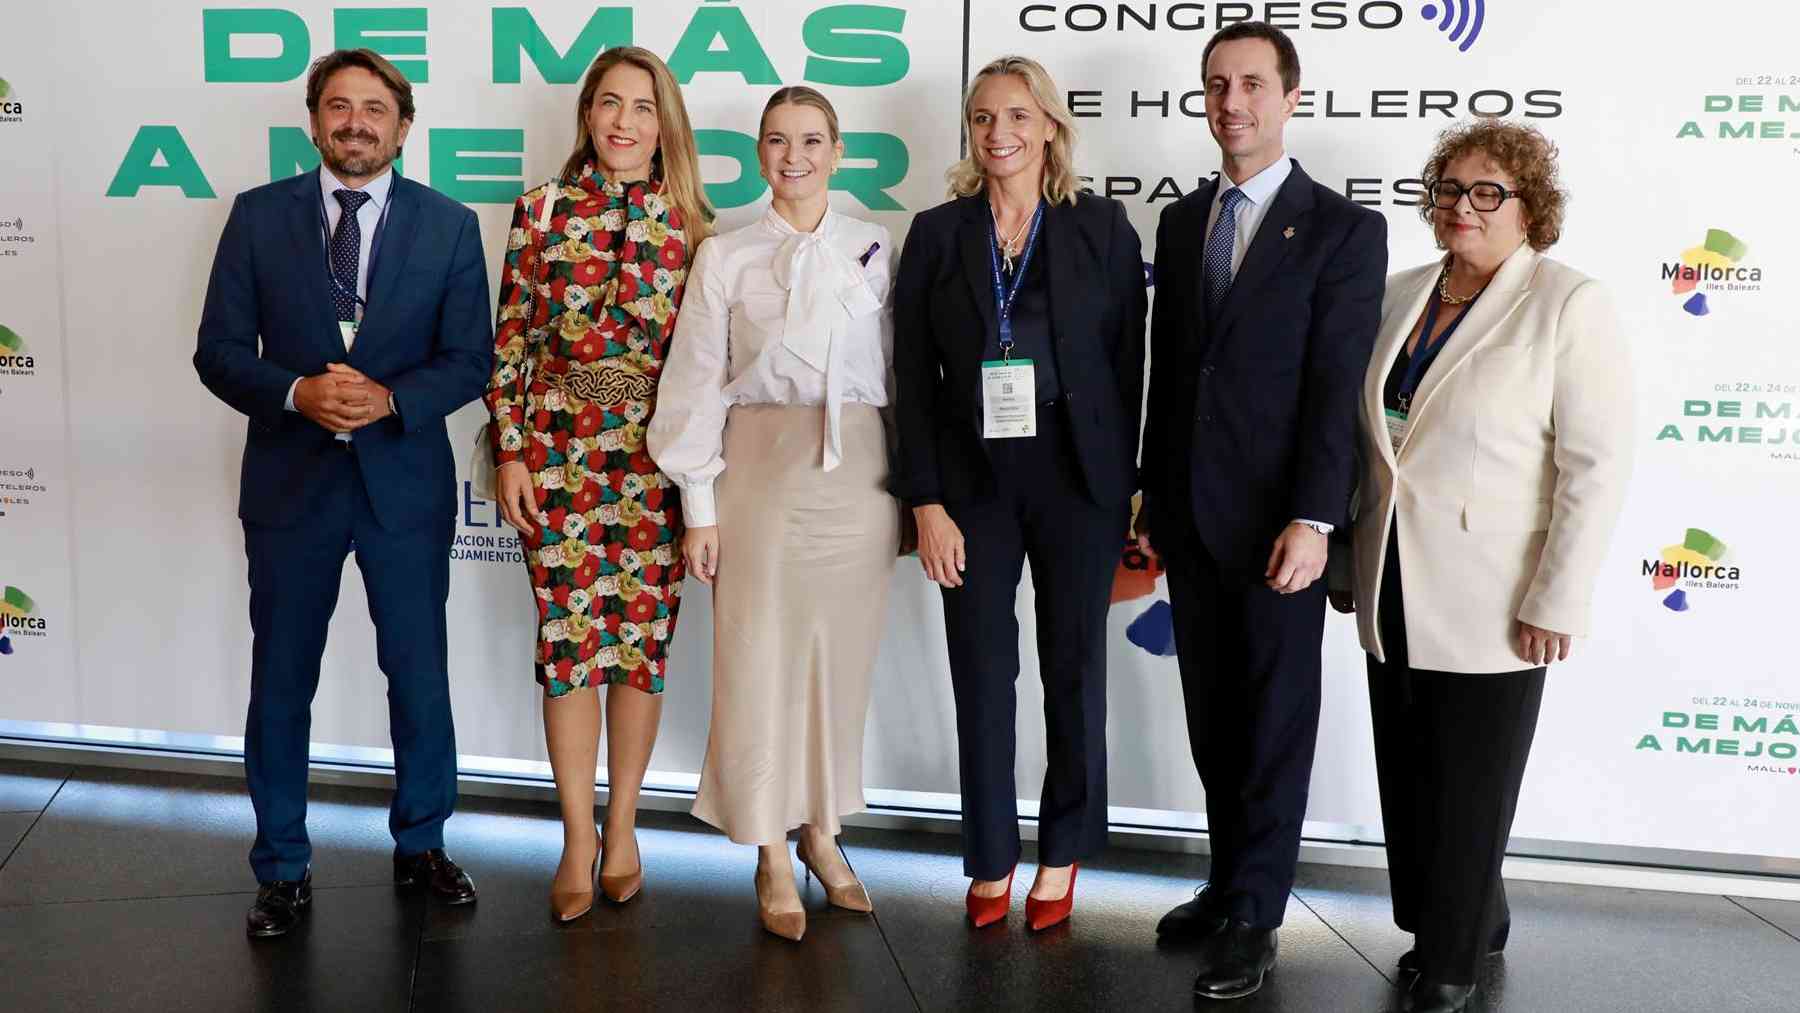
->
[981,200,1046,439]
[1385,285,1479,453]
[316,183,393,350]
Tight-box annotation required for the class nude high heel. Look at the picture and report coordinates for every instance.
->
[754,863,806,941]
[796,835,873,913]
[549,826,602,923]
[599,830,644,905]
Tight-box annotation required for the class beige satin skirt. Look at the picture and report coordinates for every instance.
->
[690,404,899,845]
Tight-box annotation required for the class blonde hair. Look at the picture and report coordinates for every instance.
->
[562,46,714,245]
[946,56,1081,206]
[759,85,841,143]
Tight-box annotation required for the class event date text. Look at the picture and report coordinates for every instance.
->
[1713,381,1798,394]
[1692,696,1800,712]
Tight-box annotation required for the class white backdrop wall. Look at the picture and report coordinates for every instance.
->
[2,1,1797,866]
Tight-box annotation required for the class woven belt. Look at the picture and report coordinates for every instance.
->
[541,361,656,405]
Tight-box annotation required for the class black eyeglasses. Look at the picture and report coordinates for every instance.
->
[1426,180,1521,212]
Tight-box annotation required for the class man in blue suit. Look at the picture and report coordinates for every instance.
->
[1137,22,1387,1000]
[194,49,493,937]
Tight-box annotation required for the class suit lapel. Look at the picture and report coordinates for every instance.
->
[1042,201,1077,375]
[1400,243,1539,441]
[1186,177,1220,350]
[957,198,1000,348]
[1366,266,1437,466]
[353,175,421,356]
[1214,163,1313,336]
[286,170,345,362]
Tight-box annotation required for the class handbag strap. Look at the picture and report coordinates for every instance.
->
[519,179,559,379]
[535,179,557,232]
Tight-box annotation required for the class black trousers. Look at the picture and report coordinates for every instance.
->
[940,405,1128,880]
[1369,533,1546,986]
[1163,527,1326,929]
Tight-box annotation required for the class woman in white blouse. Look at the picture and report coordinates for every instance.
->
[646,86,897,943]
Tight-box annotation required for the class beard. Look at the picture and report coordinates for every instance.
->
[316,126,398,179]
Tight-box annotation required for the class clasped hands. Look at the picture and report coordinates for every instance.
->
[294,363,392,434]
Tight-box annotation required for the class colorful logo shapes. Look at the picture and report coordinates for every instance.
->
[0,585,35,657]
[1671,228,1748,317]
[1648,528,1727,612]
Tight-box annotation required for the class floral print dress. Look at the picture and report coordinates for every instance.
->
[485,168,691,697]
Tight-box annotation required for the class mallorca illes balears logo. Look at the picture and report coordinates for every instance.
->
[0,585,43,655]
[1662,228,1759,317]
[0,77,21,124]
[0,324,34,376]
[1642,527,1741,613]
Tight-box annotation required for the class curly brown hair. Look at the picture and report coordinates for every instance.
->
[1418,119,1567,251]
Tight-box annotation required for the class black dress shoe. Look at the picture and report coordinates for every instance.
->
[394,848,477,904]
[1401,980,1476,1013]
[1397,923,1508,980]
[1157,884,1230,941]
[246,874,312,938]
[1193,920,1277,1000]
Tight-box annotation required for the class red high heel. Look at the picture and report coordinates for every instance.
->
[1025,864,1079,932]
[965,868,1016,928]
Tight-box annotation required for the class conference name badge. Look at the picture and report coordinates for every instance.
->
[981,359,1036,439]
[339,320,358,351]
[1385,408,1409,453]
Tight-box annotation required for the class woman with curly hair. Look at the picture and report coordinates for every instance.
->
[483,45,712,924]
[1331,119,1635,1012]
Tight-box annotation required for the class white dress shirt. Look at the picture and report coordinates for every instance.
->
[1204,152,1292,277]
[284,165,394,428]
[648,207,893,528]
[1204,154,1332,536]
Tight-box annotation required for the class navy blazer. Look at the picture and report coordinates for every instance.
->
[1139,160,1387,574]
[194,170,494,530]
[891,191,1147,508]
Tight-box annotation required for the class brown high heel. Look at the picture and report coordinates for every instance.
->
[795,835,873,913]
[754,863,806,941]
[599,830,644,905]
[549,827,601,923]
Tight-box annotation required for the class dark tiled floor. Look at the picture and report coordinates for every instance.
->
[0,757,1797,1012]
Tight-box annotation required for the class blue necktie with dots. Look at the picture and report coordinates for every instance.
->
[1204,187,1248,314]
[330,188,372,322]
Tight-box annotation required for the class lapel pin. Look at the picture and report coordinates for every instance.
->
[1283,226,1296,239]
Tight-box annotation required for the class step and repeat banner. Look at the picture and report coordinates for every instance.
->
[2,1,1796,866]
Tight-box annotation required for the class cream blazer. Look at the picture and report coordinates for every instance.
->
[1351,245,1635,673]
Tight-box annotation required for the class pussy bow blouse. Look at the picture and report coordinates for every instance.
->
[647,207,893,527]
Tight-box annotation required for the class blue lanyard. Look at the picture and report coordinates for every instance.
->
[1397,282,1480,413]
[316,178,394,315]
[986,200,1046,361]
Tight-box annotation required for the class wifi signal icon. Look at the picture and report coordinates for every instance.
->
[1420,0,1486,52]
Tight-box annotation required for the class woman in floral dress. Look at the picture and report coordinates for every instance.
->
[484,45,713,923]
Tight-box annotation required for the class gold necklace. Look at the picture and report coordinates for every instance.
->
[990,203,1032,272]
[1437,265,1484,305]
